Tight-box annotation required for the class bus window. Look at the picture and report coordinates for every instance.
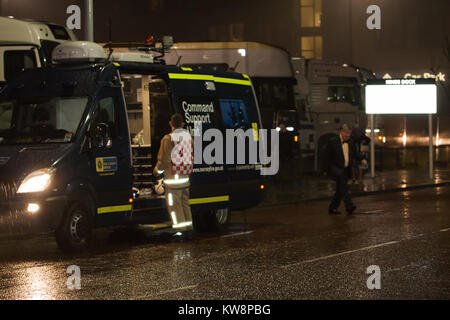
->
[4,50,37,81]
[251,77,295,109]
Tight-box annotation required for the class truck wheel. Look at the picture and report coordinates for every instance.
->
[56,202,91,253]
[204,207,231,233]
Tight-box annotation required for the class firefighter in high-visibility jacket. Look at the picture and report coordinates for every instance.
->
[154,114,194,239]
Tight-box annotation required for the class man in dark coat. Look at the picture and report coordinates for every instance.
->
[322,124,363,215]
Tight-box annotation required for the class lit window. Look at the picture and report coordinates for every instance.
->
[300,0,322,28]
[301,36,322,59]
[301,7,314,27]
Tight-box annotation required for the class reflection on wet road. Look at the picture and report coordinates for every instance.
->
[0,186,449,299]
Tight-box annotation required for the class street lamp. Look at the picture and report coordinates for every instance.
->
[85,0,94,41]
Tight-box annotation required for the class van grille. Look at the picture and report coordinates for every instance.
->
[0,181,17,202]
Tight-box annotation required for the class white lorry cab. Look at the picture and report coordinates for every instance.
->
[292,58,369,171]
[0,16,76,87]
[0,41,266,252]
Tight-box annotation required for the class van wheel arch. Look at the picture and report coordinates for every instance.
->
[63,183,97,226]
[55,188,97,253]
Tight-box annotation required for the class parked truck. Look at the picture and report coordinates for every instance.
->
[292,57,370,171]
[0,16,76,87]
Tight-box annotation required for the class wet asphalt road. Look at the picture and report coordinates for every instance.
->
[0,186,449,300]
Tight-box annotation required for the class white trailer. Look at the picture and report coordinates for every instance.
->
[164,42,300,134]
[108,42,298,130]
[104,41,304,159]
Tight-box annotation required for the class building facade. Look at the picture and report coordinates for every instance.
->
[1,0,449,110]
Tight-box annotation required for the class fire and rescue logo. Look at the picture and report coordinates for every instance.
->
[96,157,118,173]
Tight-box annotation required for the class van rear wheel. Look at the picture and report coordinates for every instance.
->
[56,202,91,253]
[203,207,231,233]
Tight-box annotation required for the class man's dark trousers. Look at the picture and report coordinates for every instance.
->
[329,167,354,212]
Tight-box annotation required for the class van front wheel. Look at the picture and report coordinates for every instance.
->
[56,202,91,253]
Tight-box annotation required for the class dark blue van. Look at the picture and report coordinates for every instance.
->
[0,42,266,252]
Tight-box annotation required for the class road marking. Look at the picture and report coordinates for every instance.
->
[158,285,198,295]
[220,231,254,238]
[281,240,399,269]
[281,227,450,269]
[361,210,384,214]
[386,262,426,274]
[136,285,198,300]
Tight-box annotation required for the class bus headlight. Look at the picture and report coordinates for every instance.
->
[17,169,53,194]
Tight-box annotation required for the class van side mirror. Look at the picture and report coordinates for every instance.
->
[91,123,112,149]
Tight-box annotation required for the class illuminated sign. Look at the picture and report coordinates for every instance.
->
[383,72,446,82]
[366,79,437,114]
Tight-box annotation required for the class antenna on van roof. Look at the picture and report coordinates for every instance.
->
[176,56,183,66]
[106,17,114,61]
[230,61,240,72]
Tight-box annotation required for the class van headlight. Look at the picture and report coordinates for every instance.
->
[17,169,53,194]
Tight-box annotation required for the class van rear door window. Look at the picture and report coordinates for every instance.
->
[220,99,251,131]
[4,50,37,81]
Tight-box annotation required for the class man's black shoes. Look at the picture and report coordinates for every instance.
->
[329,208,341,215]
[347,205,357,215]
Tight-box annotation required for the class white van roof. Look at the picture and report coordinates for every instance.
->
[0,16,76,46]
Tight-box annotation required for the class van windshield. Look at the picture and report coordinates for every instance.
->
[0,96,88,145]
